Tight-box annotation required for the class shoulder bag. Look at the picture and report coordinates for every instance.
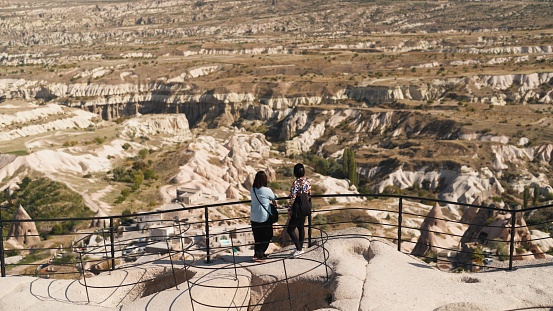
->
[253,188,279,224]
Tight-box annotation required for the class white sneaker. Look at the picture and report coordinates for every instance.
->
[292,250,304,257]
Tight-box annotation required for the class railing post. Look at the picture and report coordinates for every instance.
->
[0,217,5,277]
[397,197,403,252]
[177,219,186,268]
[282,260,293,310]
[166,239,179,290]
[185,263,195,311]
[509,209,516,271]
[109,217,115,271]
[230,233,238,281]
[321,230,329,281]
[307,213,312,247]
[79,253,90,303]
[204,207,210,263]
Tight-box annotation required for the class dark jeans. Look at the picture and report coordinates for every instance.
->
[287,215,306,251]
[251,220,273,258]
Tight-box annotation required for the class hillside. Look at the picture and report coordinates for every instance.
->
[0,0,551,227]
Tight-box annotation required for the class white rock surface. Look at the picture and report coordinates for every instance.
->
[121,114,191,142]
[2,232,553,311]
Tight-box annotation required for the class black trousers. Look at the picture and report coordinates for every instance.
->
[287,215,306,251]
[251,220,273,258]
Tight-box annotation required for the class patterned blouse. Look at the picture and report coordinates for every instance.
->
[288,177,312,210]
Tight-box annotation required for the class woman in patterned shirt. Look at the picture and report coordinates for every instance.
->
[286,163,311,257]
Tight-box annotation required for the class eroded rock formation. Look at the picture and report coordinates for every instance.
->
[458,205,546,266]
[411,203,458,257]
[7,205,41,247]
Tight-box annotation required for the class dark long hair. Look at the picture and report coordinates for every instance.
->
[253,171,268,189]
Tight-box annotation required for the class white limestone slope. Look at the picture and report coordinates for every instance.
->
[0,150,111,182]
[171,130,273,200]
[0,102,97,142]
[358,238,553,311]
[121,114,191,142]
[0,103,197,213]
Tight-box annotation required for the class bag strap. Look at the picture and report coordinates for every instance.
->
[253,188,272,216]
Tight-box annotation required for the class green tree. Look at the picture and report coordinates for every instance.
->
[144,169,157,180]
[132,171,144,189]
[138,148,148,160]
[523,186,530,209]
[343,149,358,187]
[533,184,539,206]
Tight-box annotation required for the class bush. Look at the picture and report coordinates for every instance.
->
[93,136,106,144]
[5,249,19,257]
[383,185,402,195]
[305,154,344,178]
[472,247,484,265]
[144,169,157,180]
[51,223,64,235]
[138,149,149,159]
[423,250,437,263]
[316,209,378,231]
[312,214,327,226]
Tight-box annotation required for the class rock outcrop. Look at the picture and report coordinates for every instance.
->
[121,114,191,142]
[7,205,41,247]
[458,205,546,266]
[172,132,273,200]
[411,203,457,257]
[1,71,551,124]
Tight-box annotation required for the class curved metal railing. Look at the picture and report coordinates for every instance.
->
[1,193,552,309]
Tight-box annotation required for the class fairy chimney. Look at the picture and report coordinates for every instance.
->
[411,203,449,257]
[7,205,41,246]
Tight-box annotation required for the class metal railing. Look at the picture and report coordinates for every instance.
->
[1,193,552,309]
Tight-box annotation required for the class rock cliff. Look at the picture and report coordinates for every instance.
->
[1,72,551,124]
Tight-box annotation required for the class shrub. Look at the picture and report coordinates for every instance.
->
[138,149,149,159]
[305,154,344,178]
[472,247,485,265]
[93,136,106,144]
[5,249,19,257]
[423,250,438,264]
[383,185,402,195]
[144,169,157,180]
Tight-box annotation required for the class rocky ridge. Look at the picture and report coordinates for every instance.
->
[1,72,551,117]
